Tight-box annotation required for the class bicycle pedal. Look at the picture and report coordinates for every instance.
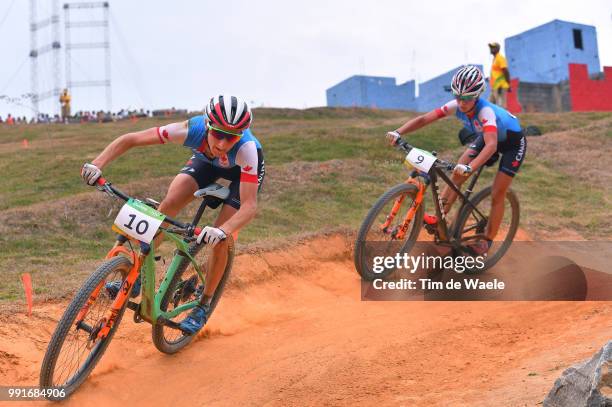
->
[156,316,183,331]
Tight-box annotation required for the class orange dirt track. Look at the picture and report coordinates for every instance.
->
[1,234,610,406]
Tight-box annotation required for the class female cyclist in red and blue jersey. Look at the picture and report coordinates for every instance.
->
[386,65,527,255]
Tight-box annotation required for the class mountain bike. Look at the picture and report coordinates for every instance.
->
[354,137,519,279]
[39,177,234,400]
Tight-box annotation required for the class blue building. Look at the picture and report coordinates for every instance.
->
[505,19,600,84]
[325,19,602,112]
[326,75,417,110]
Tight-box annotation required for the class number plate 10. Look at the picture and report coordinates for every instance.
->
[405,148,437,173]
[114,199,166,243]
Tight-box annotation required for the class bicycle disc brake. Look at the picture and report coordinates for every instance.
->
[172,275,199,307]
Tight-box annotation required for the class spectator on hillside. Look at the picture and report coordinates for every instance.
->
[6,114,15,125]
[488,42,511,108]
[59,88,71,123]
[0,115,3,123]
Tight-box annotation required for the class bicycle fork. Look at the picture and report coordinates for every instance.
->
[74,243,141,345]
[380,178,426,240]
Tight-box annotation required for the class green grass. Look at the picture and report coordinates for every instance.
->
[0,108,610,302]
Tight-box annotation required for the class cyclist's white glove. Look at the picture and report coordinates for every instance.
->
[454,164,472,176]
[197,226,227,247]
[386,131,401,146]
[81,163,102,185]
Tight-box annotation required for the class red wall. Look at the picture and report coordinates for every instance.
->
[506,78,522,114]
[569,63,612,111]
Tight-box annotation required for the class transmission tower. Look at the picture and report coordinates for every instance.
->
[29,0,62,116]
[64,2,111,112]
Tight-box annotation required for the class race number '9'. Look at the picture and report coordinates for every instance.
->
[405,148,437,173]
[114,199,166,243]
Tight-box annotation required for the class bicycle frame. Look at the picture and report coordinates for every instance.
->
[425,164,488,243]
[387,140,490,250]
[76,182,213,341]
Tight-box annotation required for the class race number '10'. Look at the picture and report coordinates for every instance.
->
[114,199,166,243]
[405,148,437,173]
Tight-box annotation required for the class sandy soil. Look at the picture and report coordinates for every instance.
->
[1,234,610,407]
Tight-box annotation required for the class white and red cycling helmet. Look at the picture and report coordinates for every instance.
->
[205,95,252,133]
[451,65,486,98]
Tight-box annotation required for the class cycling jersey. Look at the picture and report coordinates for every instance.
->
[157,115,263,184]
[435,98,521,145]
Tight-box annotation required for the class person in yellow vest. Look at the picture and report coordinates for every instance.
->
[59,88,71,123]
[488,42,511,108]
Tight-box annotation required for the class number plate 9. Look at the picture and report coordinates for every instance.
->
[114,199,166,243]
[405,148,437,173]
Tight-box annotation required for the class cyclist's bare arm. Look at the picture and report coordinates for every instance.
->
[219,182,258,235]
[395,110,441,135]
[91,121,188,169]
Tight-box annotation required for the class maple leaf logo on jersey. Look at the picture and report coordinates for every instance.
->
[243,165,253,172]
[481,118,488,124]
[512,160,520,167]
[162,129,169,139]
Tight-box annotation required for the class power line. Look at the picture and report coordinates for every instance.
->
[0,56,28,94]
[0,0,17,33]
[109,9,151,107]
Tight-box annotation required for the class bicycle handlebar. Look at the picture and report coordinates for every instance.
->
[395,137,457,172]
[95,177,202,236]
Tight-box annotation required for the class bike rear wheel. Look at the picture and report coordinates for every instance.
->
[152,236,235,354]
[453,187,520,273]
[354,183,424,280]
[39,256,132,400]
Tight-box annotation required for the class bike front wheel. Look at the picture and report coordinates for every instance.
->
[39,256,132,400]
[354,183,424,281]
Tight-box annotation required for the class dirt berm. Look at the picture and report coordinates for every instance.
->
[1,234,610,406]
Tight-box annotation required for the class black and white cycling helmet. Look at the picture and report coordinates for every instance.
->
[451,65,486,98]
[205,95,252,132]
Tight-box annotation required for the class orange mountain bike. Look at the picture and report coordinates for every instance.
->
[354,138,519,279]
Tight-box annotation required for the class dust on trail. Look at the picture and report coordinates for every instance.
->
[1,234,610,407]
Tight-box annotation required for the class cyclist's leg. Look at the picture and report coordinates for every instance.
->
[200,204,237,303]
[158,174,198,217]
[200,151,265,303]
[154,156,214,248]
[487,133,526,238]
[486,171,513,239]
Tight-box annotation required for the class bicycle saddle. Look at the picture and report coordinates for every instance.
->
[194,183,230,200]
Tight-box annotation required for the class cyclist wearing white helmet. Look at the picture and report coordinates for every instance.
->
[386,65,526,255]
[81,95,265,333]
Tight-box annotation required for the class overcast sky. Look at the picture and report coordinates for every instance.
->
[0,0,610,118]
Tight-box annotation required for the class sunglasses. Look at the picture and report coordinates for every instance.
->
[208,125,243,142]
[454,94,477,101]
